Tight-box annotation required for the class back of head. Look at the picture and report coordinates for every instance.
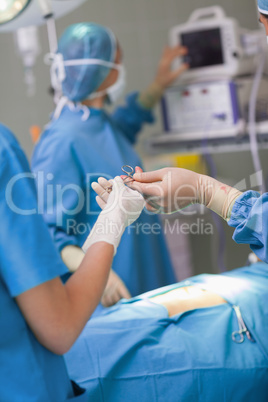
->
[58,22,117,102]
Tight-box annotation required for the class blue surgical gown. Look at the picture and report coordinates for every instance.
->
[65,263,268,401]
[228,191,268,262]
[31,93,175,295]
[0,123,88,401]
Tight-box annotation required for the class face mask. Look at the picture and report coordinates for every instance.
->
[87,63,126,103]
[106,64,126,104]
[49,55,126,102]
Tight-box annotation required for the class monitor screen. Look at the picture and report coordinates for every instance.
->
[181,28,224,69]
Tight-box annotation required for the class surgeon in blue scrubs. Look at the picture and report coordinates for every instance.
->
[0,121,144,401]
[127,1,268,267]
[31,22,188,305]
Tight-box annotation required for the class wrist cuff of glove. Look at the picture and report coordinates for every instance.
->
[82,235,119,256]
[207,185,242,221]
[82,215,126,255]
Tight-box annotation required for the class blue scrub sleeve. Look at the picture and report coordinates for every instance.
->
[0,136,68,297]
[112,92,155,144]
[32,136,84,252]
[228,190,268,262]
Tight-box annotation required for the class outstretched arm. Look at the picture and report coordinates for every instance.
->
[127,167,268,263]
[138,46,188,110]
[112,46,188,144]
[15,177,144,355]
[127,167,242,220]
[16,241,114,355]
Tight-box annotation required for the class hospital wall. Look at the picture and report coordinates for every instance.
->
[0,0,266,278]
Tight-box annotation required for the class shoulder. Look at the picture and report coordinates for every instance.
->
[33,109,102,159]
[0,123,29,169]
[0,123,21,153]
[37,107,94,149]
[33,122,77,160]
[31,119,84,173]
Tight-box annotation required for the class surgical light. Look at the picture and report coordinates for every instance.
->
[0,0,31,25]
[0,0,88,96]
[0,0,88,32]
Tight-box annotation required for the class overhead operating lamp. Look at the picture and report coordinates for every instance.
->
[0,0,87,32]
[0,0,31,25]
[0,0,87,96]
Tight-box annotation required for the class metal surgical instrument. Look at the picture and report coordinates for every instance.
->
[121,165,135,184]
[232,305,254,344]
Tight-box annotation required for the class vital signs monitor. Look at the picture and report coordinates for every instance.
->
[170,6,256,81]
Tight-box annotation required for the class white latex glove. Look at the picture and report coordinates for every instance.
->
[82,176,145,254]
[101,269,131,307]
[128,168,242,221]
[138,46,189,110]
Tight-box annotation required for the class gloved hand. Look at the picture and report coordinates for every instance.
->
[138,46,189,109]
[101,269,131,307]
[127,167,242,221]
[153,45,189,90]
[82,176,145,254]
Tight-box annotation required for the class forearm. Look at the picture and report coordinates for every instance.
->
[138,81,164,110]
[17,242,113,355]
[63,242,114,341]
[130,168,242,219]
[198,174,243,221]
[137,45,188,110]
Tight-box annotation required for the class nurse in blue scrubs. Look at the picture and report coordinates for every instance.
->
[0,122,144,401]
[31,22,188,305]
[127,1,268,265]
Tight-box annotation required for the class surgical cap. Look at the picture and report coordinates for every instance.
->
[58,23,117,102]
[258,0,268,15]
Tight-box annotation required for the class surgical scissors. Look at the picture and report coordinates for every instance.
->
[121,164,161,211]
[104,165,135,194]
[121,165,135,184]
[232,305,254,344]
[122,165,134,178]
[232,329,245,344]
